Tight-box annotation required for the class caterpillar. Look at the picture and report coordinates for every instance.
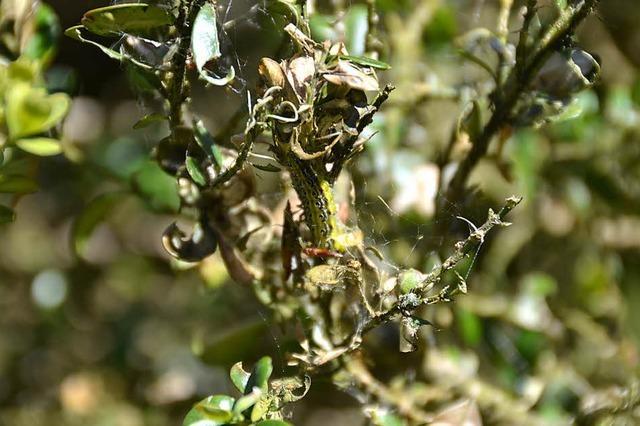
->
[280,150,339,249]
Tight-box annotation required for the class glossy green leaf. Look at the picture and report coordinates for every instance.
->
[0,204,15,224]
[72,192,127,258]
[230,362,251,393]
[183,395,235,426]
[81,4,173,37]
[0,175,38,194]
[248,356,273,393]
[6,85,70,139]
[15,138,63,156]
[233,389,261,414]
[191,2,235,86]
[186,156,207,186]
[131,160,180,213]
[341,55,391,70]
[193,120,222,167]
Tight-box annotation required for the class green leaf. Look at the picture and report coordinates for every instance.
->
[0,175,38,194]
[250,395,272,422]
[344,5,368,56]
[191,2,235,86]
[371,412,406,426]
[248,356,273,393]
[6,85,70,139]
[264,0,302,26]
[547,98,584,123]
[126,64,162,93]
[233,389,261,414]
[72,192,127,258]
[341,55,391,70]
[186,156,207,186]
[398,269,425,294]
[200,320,268,366]
[0,204,15,224]
[183,395,235,426]
[81,4,173,37]
[23,3,61,63]
[252,163,281,173]
[423,6,457,48]
[193,120,222,166]
[65,26,152,69]
[456,307,483,347]
[6,58,40,84]
[15,138,63,156]
[254,421,293,426]
[133,113,167,129]
[522,273,557,297]
[131,161,180,213]
[230,362,251,393]
[310,14,337,42]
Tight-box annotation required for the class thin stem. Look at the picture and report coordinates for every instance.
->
[445,0,599,203]
[363,196,521,333]
[168,0,206,132]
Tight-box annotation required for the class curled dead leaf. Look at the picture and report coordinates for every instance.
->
[323,60,380,92]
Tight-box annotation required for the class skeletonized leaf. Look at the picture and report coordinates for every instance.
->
[81,3,173,37]
[65,26,153,69]
[191,3,235,86]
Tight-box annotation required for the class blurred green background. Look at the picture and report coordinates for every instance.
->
[1,0,640,425]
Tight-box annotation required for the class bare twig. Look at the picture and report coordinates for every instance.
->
[364,196,522,333]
